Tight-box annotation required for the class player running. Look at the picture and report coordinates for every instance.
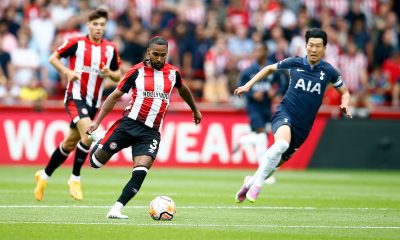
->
[234,43,288,185]
[235,28,352,203]
[34,8,121,201]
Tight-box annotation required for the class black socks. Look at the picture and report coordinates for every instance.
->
[72,141,90,176]
[44,144,70,176]
[117,166,149,205]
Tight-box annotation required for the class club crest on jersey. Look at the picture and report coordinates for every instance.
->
[81,108,88,115]
[294,78,321,94]
[105,48,113,59]
[320,71,325,80]
[168,70,176,82]
[109,142,117,150]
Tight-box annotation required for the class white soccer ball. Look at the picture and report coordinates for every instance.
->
[149,196,176,220]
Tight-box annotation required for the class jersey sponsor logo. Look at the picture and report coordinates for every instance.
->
[149,139,158,153]
[294,78,321,94]
[79,66,102,75]
[320,71,325,80]
[296,68,305,72]
[142,91,170,100]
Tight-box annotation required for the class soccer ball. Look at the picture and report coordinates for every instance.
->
[149,196,176,220]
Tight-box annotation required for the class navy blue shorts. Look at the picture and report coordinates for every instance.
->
[99,117,161,160]
[271,110,309,161]
[248,111,271,132]
[65,98,98,128]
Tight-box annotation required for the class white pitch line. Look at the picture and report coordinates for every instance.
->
[0,205,397,211]
[0,221,398,229]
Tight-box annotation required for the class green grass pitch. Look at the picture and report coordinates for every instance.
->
[0,166,399,240]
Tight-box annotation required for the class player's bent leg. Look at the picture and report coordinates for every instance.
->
[246,139,289,202]
[89,143,113,168]
[89,141,102,168]
[107,156,153,219]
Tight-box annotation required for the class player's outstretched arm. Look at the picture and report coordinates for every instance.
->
[336,85,352,119]
[234,63,278,97]
[177,83,202,125]
[87,89,124,134]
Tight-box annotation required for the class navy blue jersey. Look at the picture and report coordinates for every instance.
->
[239,63,287,114]
[276,56,344,132]
[238,63,274,116]
[238,62,288,131]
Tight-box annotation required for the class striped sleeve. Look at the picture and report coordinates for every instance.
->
[118,69,138,93]
[57,37,78,58]
[109,43,121,71]
[174,70,183,88]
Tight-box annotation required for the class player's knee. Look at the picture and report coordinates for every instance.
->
[274,140,289,153]
[89,142,103,168]
[89,152,103,169]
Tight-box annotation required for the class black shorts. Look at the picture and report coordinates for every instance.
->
[99,116,161,160]
[65,98,98,128]
[271,110,308,161]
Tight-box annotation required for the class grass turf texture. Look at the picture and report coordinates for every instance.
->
[0,166,399,240]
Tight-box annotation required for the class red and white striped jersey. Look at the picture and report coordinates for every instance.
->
[57,35,121,108]
[339,52,368,92]
[117,60,183,131]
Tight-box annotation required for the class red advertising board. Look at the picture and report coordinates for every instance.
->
[0,108,327,169]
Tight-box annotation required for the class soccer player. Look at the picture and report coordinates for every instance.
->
[86,36,202,219]
[234,43,288,185]
[234,28,352,203]
[34,8,121,201]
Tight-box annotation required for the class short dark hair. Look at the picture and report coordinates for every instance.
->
[148,36,168,48]
[88,8,108,22]
[305,28,328,46]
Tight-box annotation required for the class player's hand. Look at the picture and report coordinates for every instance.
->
[340,105,352,119]
[66,70,79,82]
[234,85,250,97]
[86,122,99,135]
[100,62,111,78]
[193,110,202,126]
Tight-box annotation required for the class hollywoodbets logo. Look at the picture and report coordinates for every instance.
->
[142,91,170,100]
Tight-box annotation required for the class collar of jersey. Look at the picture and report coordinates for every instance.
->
[302,56,323,68]
[85,35,104,46]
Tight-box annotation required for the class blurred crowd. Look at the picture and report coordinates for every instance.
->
[0,0,399,110]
